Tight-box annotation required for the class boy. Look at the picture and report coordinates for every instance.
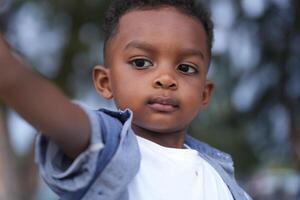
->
[0,0,251,199]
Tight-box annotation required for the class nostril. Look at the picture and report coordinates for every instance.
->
[169,83,176,88]
[153,77,177,89]
[155,81,163,87]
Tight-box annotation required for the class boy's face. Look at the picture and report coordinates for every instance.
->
[94,7,213,141]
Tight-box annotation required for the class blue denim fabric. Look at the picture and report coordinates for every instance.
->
[35,105,251,200]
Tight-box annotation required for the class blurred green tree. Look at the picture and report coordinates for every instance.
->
[0,0,299,199]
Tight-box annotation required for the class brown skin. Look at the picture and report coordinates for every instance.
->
[0,35,90,159]
[0,6,213,160]
[93,7,214,148]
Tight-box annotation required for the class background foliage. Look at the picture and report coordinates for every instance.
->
[0,0,299,199]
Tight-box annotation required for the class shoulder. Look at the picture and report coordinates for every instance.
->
[184,134,234,175]
[76,102,133,131]
[185,135,253,199]
[79,106,134,148]
[185,134,232,162]
[97,108,133,125]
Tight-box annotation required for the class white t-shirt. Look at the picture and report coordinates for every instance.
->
[128,136,234,200]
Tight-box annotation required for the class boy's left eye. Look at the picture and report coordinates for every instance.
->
[129,58,153,69]
[176,64,198,74]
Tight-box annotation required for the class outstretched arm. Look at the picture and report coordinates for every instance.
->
[0,35,90,159]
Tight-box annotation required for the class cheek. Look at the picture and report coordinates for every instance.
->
[181,79,203,100]
[180,82,204,112]
[112,79,145,110]
[182,96,202,125]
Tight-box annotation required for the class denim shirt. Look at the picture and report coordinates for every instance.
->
[35,106,251,200]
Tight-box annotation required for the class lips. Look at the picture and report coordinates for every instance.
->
[147,96,179,112]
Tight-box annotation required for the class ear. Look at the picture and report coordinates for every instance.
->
[201,80,214,107]
[93,65,113,99]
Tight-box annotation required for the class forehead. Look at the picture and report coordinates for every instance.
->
[106,7,208,63]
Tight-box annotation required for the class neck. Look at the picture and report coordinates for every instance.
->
[131,124,186,148]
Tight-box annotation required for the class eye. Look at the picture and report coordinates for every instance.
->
[129,58,153,69]
[176,64,198,74]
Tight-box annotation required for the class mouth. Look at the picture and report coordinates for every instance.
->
[147,96,179,112]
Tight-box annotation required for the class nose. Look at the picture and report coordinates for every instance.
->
[152,74,178,90]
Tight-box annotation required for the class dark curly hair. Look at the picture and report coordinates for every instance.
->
[103,0,214,58]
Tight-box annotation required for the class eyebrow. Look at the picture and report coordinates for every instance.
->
[124,40,205,61]
[124,40,156,53]
[179,48,205,61]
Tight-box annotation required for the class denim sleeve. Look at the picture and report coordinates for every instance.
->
[35,103,104,196]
